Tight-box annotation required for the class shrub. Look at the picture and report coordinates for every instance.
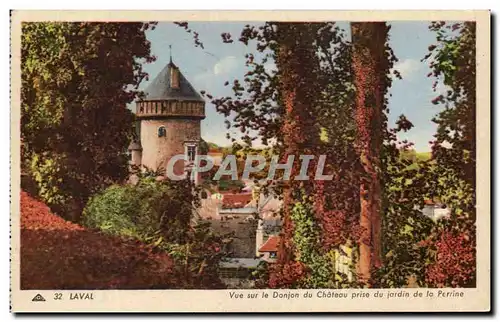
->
[218,179,245,192]
[20,190,180,290]
[82,177,230,288]
[83,177,197,244]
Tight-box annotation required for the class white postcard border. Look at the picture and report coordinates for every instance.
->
[9,10,491,313]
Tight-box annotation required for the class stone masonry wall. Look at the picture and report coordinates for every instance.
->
[140,118,201,175]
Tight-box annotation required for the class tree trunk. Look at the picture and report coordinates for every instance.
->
[350,22,388,284]
[274,23,319,264]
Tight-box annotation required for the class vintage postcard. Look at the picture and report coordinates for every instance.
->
[10,10,490,312]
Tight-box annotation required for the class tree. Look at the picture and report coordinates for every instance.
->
[375,116,436,288]
[374,21,477,288]
[83,177,198,244]
[179,21,369,287]
[178,21,403,288]
[423,21,476,287]
[350,22,392,284]
[198,138,210,155]
[271,22,321,263]
[21,22,156,220]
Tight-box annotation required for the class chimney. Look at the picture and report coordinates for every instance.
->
[170,65,180,89]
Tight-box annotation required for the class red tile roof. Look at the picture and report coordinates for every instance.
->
[424,199,441,205]
[222,193,253,209]
[259,235,280,253]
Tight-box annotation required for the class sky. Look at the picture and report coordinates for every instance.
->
[137,21,450,152]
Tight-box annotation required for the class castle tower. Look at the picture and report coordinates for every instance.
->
[129,59,205,181]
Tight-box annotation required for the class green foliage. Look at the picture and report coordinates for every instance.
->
[198,138,209,155]
[286,198,361,288]
[29,152,66,205]
[202,141,222,152]
[83,184,145,240]
[421,21,476,287]
[376,115,436,287]
[290,201,319,265]
[21,22,156,220]
[217,179,245,192]
[376,201,434,287]
[416,152,432,162]
[425,21,476,223]
[376,22,477,288]
[288,199,346,288]
[164,221,231,289]
[251,261,271,289]
[83,177,197,244]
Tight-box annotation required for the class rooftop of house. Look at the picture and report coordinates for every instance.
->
[220,258,262,269]
[260,218,282,231]
[221,193,253,209]
[143,61,205,103]
[258,235,280,253]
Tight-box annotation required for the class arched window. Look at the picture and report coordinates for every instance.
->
[158,126,166,137]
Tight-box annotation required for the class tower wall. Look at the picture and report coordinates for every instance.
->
[131,150,142,167]
[140,118,201,175]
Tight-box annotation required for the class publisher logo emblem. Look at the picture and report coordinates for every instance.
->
[31,294,46,302]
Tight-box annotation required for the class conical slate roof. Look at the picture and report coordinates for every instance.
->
[143,62,204,102]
